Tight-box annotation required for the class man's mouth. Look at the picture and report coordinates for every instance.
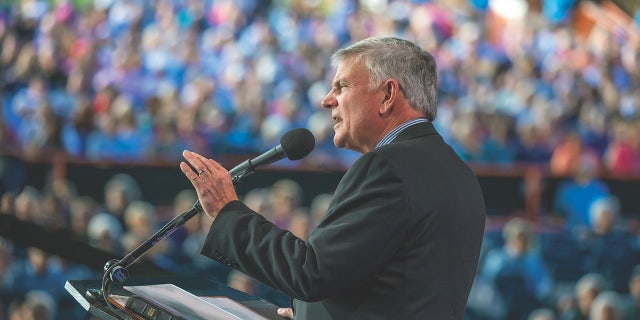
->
[332,116,342,129]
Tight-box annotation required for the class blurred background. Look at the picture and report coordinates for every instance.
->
[1,0,639,319]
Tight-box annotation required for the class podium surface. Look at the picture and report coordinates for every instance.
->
[65,277,287,320]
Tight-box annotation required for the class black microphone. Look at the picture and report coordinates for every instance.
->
[229,128,316,182]
[186,127,315,218]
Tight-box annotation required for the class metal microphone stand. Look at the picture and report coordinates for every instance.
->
[85,168,252,311]
[85,201,204,311]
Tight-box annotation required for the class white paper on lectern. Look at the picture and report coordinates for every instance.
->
[199,297,270,320]
[124,283,267,320]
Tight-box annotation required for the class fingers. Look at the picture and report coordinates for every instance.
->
[179,151,240,219]
[180,151,212,183]
[179,162,199,181]
[182,150,207,173]
[277,308,294,319]
[182,150,227,177]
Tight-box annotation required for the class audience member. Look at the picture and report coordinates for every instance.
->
[41,176,77,214]
[480,217,553,320]
[550,132,601,177]
[590,291,624,320]
[604,119,640,177]
[0,192,17,214]
[11,247,66,308]
[620,265,640,320]
[40,191,67,231]
[100,173,142,229]
[263,179,305,230]
[0,238,18,311]
[165,189,200,257]
[11,290,57,320]
[560,273,608,320]
[13,186,43,223]
[243,188,270,214]
[67,196,97,241]
[86,212,123,254]
[308,193,333,229]
[528,308,557,320]
[552,156,610,232]
[288,211,311,241]
[580,196,639,292]
[121,200,165,261]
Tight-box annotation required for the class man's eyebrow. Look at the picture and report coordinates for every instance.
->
[333,79,351,87]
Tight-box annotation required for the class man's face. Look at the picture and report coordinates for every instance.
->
[321,58,383,153]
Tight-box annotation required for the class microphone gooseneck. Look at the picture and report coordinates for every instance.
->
[94,128,315,311]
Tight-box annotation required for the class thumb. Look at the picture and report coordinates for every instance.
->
[277,307,294,319]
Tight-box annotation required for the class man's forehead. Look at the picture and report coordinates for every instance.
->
[333,59,366,82]
[335,57,361,72]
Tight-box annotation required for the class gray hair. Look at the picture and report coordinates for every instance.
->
[124,200,157,227]
[527,308,556,320]
[105,173,142,202]
[331,37,438,120]
[589,196,620,223]
[24,290,56,320]
[87,213,123,244]
[590,291,622,320]
[575,273,608,296]
[502,217,534,242]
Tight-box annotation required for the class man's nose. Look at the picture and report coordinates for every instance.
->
[321,93,336,109]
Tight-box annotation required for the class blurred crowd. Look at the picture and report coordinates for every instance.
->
[469,212,640,320]
[1,0,640,319]
[2,169,640,320]
[0,0,639,174]
[0,172,332,320]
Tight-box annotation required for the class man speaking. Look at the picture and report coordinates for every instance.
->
[180,37,486,320]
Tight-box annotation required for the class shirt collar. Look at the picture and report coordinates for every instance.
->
[374,118,429,149]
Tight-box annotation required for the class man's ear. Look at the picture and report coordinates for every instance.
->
[380,79,399,116]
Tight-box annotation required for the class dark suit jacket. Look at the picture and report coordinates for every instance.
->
[201,122,486,319]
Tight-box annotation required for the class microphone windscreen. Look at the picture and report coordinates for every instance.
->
[280,128,316,160]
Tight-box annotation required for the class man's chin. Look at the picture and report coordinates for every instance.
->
[333,135,345,149]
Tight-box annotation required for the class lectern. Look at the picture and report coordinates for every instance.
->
[65,276,287,320]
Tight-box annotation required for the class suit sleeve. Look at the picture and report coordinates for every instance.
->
[200,152,409,302]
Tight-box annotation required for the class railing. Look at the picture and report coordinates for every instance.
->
[2,150,640,222]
